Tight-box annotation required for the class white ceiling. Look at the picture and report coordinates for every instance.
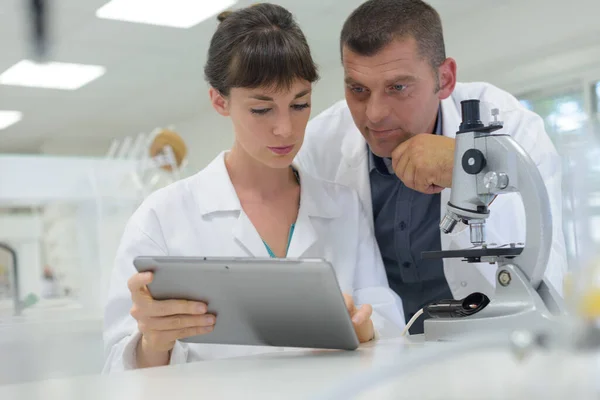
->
[1,0,599,154]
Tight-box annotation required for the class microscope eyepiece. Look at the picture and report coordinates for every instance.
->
[459,100,484,132]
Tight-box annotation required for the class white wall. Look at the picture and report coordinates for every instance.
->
[444,0,600,95]
[39,137,114,157]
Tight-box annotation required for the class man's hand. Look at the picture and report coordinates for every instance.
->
[128,272,216,368]
[391,134,455,194]
[343,293,374,343]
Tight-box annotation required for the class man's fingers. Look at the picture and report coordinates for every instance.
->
[352,304,373,325]
[147,298,208,317]
[391,139,410,170]
[416,170,434,193]
[400,155,416,189]
[426,184,445,195]
[393,149,410,178]
[144,314,216,331]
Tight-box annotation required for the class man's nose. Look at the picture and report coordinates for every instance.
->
[365,93,391,125]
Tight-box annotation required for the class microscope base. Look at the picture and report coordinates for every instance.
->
[424,263,565,342]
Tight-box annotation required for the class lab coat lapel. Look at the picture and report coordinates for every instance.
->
[335,126,374,231]
[286,171,321,257]
[232,211,271,257]
[286,210,317,257]
[286,168,341,257]
[193,152,270,257]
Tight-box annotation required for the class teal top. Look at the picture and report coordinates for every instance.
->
[263,223,296,258]
[263,168,299,258]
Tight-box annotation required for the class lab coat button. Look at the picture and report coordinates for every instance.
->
[461,281,468,287]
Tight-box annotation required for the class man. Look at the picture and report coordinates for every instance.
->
[296,0,567,334]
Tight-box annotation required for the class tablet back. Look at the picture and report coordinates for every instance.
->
[133,256,359,350]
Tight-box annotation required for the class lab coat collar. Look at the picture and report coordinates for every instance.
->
[190,151,341,219]
[340,118,369,169]
[440,95,460,140]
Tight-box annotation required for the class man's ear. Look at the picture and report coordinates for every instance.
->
[209,87,230,116]
[436,57,457,101]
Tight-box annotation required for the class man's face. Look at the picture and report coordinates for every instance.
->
[343,37,454,158]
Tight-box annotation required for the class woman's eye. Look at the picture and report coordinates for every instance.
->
[250,108,271,115]
[292,103,310,111]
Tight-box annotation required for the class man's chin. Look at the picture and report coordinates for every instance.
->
[367,138,408,159]
[369,147,393,159]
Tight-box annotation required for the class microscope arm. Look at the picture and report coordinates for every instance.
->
[422,100,564,341]
[474,134,553,290]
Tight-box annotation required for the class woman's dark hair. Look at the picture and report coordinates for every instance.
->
[204,3,319,96]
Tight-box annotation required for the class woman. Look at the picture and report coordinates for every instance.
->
[103,3,405,372]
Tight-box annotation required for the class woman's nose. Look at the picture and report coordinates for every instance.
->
[273,113,293,137]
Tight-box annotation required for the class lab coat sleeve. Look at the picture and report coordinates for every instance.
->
[475,108,568,296]
[102,214,190,372]
[351,192,406,337]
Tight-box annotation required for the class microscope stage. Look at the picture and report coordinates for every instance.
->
[421,247,524,263]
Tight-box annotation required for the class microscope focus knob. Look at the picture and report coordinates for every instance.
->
[462,149,486,175]
[483,171,509,190]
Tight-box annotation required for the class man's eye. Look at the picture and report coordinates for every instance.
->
[250,108,271,115]
[351,86,365,93]
[392,84,406,91]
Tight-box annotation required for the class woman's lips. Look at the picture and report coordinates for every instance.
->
[268,145,294,155]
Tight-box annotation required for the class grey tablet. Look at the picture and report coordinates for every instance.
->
[133,256,360,351]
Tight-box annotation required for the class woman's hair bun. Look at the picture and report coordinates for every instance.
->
[217,11,232,22]
[217,4,262,22]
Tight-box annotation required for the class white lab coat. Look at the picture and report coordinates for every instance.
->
[295,82,568,301]
[103,151,405,372]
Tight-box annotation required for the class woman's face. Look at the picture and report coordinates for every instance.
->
[210,79,312,169]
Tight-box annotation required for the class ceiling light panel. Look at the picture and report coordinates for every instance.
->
[0,60,106,90]
[96,0,238,28]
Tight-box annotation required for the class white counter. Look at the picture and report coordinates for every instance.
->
[0,336,597,399]
[0,304,104,385]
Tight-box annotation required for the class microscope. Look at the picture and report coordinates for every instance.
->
[422,99,566,341]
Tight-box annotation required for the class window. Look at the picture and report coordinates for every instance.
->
[519,84,600,268]
[596,81,600,115]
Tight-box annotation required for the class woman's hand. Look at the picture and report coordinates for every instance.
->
[343,293,374,343]
[127,272,216,368]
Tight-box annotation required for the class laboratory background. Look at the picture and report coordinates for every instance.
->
[1,0,600,398]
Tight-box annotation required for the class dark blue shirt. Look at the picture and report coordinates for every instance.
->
[369,107,453,334]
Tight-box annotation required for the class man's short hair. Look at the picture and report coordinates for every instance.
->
[340,0,446,69]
